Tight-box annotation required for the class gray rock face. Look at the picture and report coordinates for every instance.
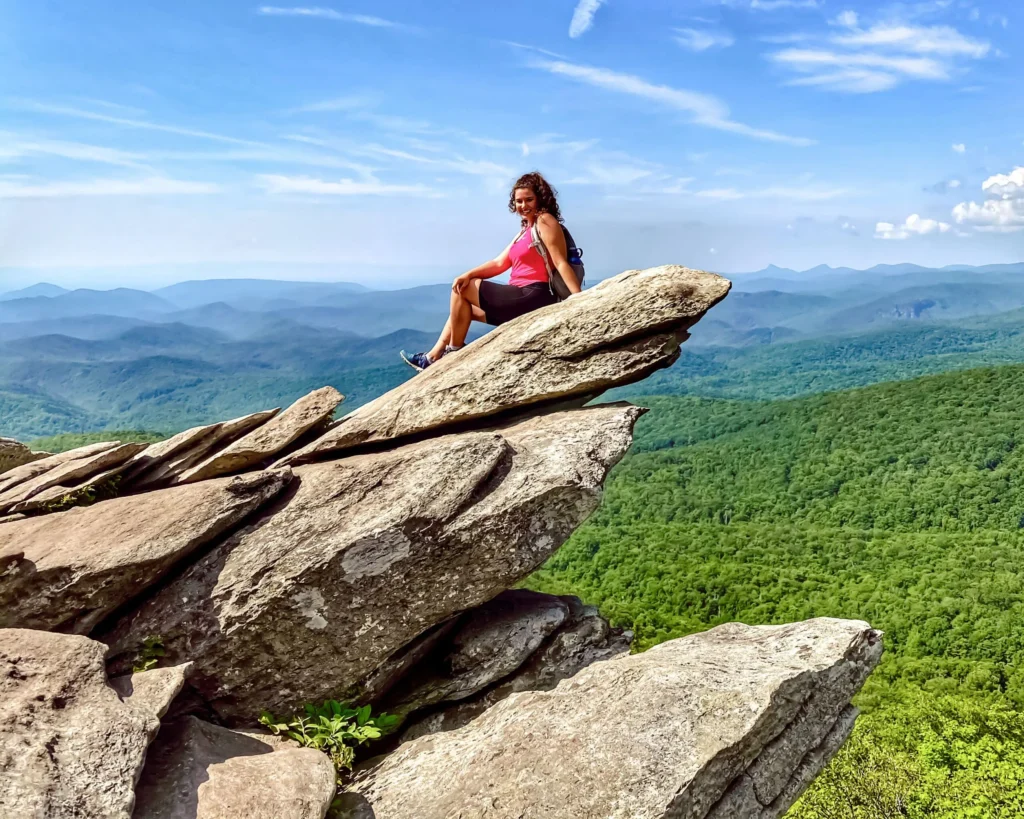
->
[0,441,121,499]
[0,437,46,476]
[403,595,632,741]
[384,590,570,720]
[131,716,335,819]
[336,619,882,819]
[0,441,148,515]
[0,470,292,633]
[103,405,642,723]
[181,386,343,483]
[0,629,188,819]
[128,409,280,491]
[285,266,730,463]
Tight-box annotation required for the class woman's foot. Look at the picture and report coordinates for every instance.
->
[400,350,435,372]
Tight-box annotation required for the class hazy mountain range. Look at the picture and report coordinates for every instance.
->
[1,262,1022,440]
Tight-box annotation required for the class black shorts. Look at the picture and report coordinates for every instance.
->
[478,281,557,326]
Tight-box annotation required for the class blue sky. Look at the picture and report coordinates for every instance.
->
[1,0,1021,289]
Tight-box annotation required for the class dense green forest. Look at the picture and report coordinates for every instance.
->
[622,307,1024,402]
[531,365,1024,817]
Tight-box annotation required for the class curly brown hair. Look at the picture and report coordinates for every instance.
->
[508,172,563,225]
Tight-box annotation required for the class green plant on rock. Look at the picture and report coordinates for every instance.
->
[259,700,399,782]
[132,636,166,673]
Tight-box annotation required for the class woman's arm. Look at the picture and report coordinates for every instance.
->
[536,214,581,295]
[453,240,515,292]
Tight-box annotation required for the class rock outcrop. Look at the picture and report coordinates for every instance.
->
[131,717,336,819]
[0,629,188,819]
[336,619,881,819]
[401,594,632,741]
[180,386,343,483]
[0,441,147,515]
[0,437,47,476]
[0,265,882,818]
[103,405,643,722]
[0,470,292,633]
[283,265,731,463]
[128,409,280,491]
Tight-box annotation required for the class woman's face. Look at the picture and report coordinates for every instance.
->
[514,187,538,220]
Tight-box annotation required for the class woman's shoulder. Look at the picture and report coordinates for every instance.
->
[536,212,561,230]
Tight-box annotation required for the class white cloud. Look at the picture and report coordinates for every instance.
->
[982,167,1024,199]
[952,167,1024,232]
[529,59,814,146]
[832,24,990,58]
[256,6,400,28]
[256,174,437,196]
[674,28,735,52]
[0,177,220,198]
[0,135,151,170]
[697,188,744,200]
[15,101,265,147]
[750,0,820,10]
[290,96,368,114]
[773,49,947,79]
[769,22,990,93]
[875,213,952,239]
[952,142,966,153]
[569,0,607,38]
[949,179,961,188]
[696,184,845,200]
[709,247,718,254]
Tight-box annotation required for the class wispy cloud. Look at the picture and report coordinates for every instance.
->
[952,142,965,153]
[256,174,437,196]
[569,0,607,38]
[767,21,991,93]
[832,24,990,57]
[528,59,814,146]
[697,184,847,200]
[750,0,820,10]
[674,28,735,52]
[13,101,266,147]
[289,96,369,114]
[0,134,152,170]
[0,177,220,198]
[256,6,401,28]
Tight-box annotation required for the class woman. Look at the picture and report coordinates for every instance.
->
[400,172,582,371]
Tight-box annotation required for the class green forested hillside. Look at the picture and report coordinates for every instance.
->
[27,430,166,453]
[531,365,1024,817]
[632,307,1024,401]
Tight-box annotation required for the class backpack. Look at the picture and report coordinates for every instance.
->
[528,222,585,301]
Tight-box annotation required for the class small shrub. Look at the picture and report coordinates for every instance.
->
[132,636,166,673]
[259,700,399,781]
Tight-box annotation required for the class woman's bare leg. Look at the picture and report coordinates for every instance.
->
[449,280,484,349]
[428,288,485,360]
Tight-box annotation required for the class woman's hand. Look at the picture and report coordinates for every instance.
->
[452,272,473,294]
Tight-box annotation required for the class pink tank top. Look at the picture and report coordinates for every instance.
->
[508,227,549,288]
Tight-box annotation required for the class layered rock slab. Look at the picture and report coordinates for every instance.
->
[0,629,188,819]
[285,265,730,463]
[103,404,642,723]
[0,470,292,633]
[335,618,882,819]
[0,441,147,515]
[383,590,571,720]
[131,716,335,819]
[180,386,342,483]
[403,594,632,741]
[0,437,47,476]
[0,441,120,497]
[126,408,280,491]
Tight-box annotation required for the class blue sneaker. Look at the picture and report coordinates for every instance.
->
[400,350,434,372]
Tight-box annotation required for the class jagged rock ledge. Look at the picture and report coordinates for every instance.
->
[0,265,883,818]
